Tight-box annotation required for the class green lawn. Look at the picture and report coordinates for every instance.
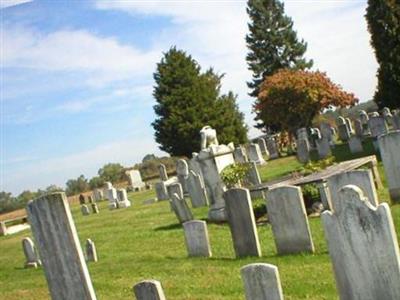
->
[1,151,399,299]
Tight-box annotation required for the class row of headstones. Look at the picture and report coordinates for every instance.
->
[233,137,279,165]
[133,262,284,300]
[103,182,132,209]
[21,237,98,269]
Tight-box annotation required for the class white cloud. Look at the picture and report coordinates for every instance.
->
[0,0,32,9]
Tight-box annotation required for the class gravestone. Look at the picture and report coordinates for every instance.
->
[317,182,332,209]
[117,188,131,208]
[93,189,103,202]
[81,204,90,216]
[345,118,354,133]
[320,122,334,145]
[337,123,351,142]
[382,107,393,126]
[133,280,166,300]
[354,119,363,137]
[27,193,97,300]
[327,169,378,209]
[266,137,279,159]
[246,162,264,200]
[187,170,208,208]
[91,203,99,214]
[167,182,184,200]
[359,110,371,136]
[88,196,94,204]
[322,185,400,300]
[316,137,331,159]
[247,143,266,165]
[0,221,7,236]
[223,188,261,257]
[368,116,388,138]
[85,239,98,262]
[22,237,41,268]
[155,182,169,201]
[257,138,269,156]
[158,164,168,181]
[79,194,85,205]
[297,127,308,140]
[176,159,189,194]
[127,169,145,191]
[296,138,310,163]
[170,193,193,223]
[188,155,204,182]
[378,131,400,202]
[241,263,284,300]
[233,146,248,163]
[393,111,400,130]
[348,135,363,153]
[182,220,212,257]
[104,182,112,189]
[266,186,314,254]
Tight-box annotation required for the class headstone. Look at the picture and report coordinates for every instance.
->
[378,131,400,202]
[368,116,388,138]
[296,138,310,163]
[170,193,193,223]
[182,220,212,257]
[26,193,97,300]
[93,189,103,202]
[297,127,308,140]
[223,188,261,257]
[354,119,363,137]
[348,135,363,153]
[88,196,94,204]
[321,185,400,300]
[91,203,99,214]
[133,280,166,300]
[317,182,332,210]
[266,137,279,159]
[155,182,169,201]
[117,188,131,208]
[327,169,378,209]
[158,164,168,181]
[233,146,248,163]
[320,122,333,144]
[345,118,354,133]
[79,194,85,205]
[197,143,235,222]
[81,204,90,216]
[22,237,41,268]
[105,184,117,203]
[310,128,321,149]
[104,182,112,189]
[382,107,393,126]
[167,182,184,200]
[187,170,208,208]
[127,169,145,191]
[257,138,269,156]
[247,143,266,165]
[241,263,284,300]
[337,123,351,142]
[176,159,189,194]
[85,239,98,262]
[316,137,331,159]
[266,186,314,254]
[0,221,7,236]
[393,111,400,130]
[246,162,264,200]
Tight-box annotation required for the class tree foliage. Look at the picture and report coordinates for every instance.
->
[254,69,358,135]
[98,163,125,183]
[89,176,105,189]
[246,0,313,102]
[65,175,90,196]
[152,47,247,157]
[366,0,400,109]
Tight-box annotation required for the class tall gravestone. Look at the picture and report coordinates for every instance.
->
[233,146,248,163]
[257,138,269,156]
[241,263,284,300]
[266,137,279,159]
[170,193,193,223]
[133,280,166,300]
[246,162,264,200]
[182,220,212,257]
[22,237,41,268]
[316,136,331,159]
[359,110,370,136]
[320,122,334,145]
[127,169,145,191]
[378,131,400,202]
[187,170,208,207]
[337,116,351,142]
[155,182,169,201]
[348,135,363,153]
[296,138,310,163]
[176,159,189,194]
[27,193,97,300]
[223,188,261,257]
[327,169,378,209]
[322,185,400,300]
[247,143,266,165]
[368,116,388,138]
[158,164,168,181]
[266,186,314,254]
[354,119,363,137]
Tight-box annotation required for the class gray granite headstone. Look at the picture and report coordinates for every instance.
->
[257,138,269,156]
[22,237,41,268]
[233,146,248,163]
[81,204,90,216]
[296,138,310,163]
[368,116,388,138]
[322,185,400,300]
[316,137,331,159]
[187,170,208,208]
[348,135,363,153]
[85,239,98,262]
[158,164,168,181]
[247,143,266,165]
[133,280,166,300]
[155,182,169,201]
[182,220,211,257]
[167,182,184,200]
[266,137,279,159]
[170,193,193,223]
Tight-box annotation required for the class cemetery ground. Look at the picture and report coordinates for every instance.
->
[1,142,399,299]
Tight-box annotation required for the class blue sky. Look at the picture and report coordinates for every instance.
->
[1,0,378,195]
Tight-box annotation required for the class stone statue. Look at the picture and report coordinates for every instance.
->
[200,126,219,150]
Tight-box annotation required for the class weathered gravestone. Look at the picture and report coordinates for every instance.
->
[316,137,331,159]
[382,107,393,126]
[93,189,103,202]
[247,143,266,165]
[182,220,212,257]
[158,164,168,181]
[223,188,261,257]
[246,162,264,200]
[167,182,184,200]
[81,204,90,216]
[368,115,388,138]
[257,138,269,156]
[266,137,279,159]
[322,185,400,300]
[241,263,284,300]
[359,110,371,136]
[79,194,85,205]
[22,237,41,268]
[171,193,193,223]
[327,169,378,209]
[354,119,363,137]
[127,169,145,191]
[266,186,314,254]
[233,146,248,163]
[0,221,8,236]
[133,280,166,300]
[187,170,208,207]
[27,193,97,300]
[85,239,98,262]
[91,203,99,214]
[155,182,169,201]
[337,116,351,142]
[117,188,131,208]
[320,122,334,145]
[296,138,310,163]
[378,131,400,202]
[176,159,189,194]
[348,135,363,154]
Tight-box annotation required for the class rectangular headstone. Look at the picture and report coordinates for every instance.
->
[247,143,266,165]
[22,237,41,268]
[257,138,268,156]
[187,170,208,208]
[266,186,314,254]
[158,164,168,181]
[27,193,97,300]
[316,137,331,159]
[296,138,310,163]
[127,169,145,191]
[85,239,98,262]
[266,138,279,159]
[223,188,261,257]
[170,193,193,223]
[233,146,248,163]
[182,220,212,257]
[348,135,363,153]
[155,182,169,201]
[241,263,284,300]
[368,116,388,138]
[167,182,184,200]
[322,185,400,300]
[133,280,166,300]
[378,131,400,202]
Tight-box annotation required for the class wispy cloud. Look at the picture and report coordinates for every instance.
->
[0,0,32,9]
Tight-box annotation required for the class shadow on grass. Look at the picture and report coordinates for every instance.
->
[154,223,182,231]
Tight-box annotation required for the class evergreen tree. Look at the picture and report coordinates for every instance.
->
[246,0,313,131]
[366,0,400,109]
[152,47,247,157]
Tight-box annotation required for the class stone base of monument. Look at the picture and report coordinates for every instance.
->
[118,200,131,208]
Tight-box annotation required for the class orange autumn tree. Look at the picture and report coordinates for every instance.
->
[254,69,358,139]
